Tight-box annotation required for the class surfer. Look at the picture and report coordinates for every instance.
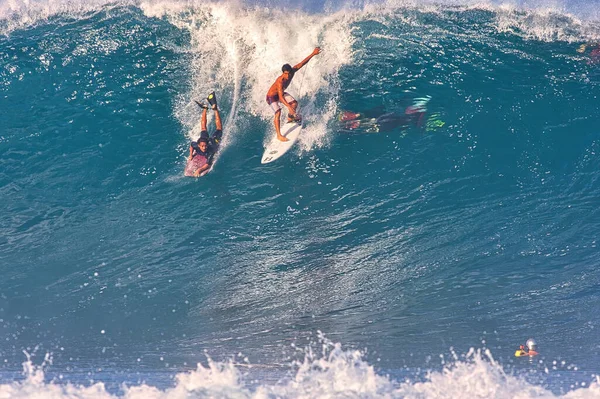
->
[185,92,222,177]
[338,97,444,133]
[266,47,321,142]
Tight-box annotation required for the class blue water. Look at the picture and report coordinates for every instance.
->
[1,0,600,397]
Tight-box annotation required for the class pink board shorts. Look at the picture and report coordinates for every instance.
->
[266,92,296,112]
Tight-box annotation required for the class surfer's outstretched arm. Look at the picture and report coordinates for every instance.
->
[293,47,321,71]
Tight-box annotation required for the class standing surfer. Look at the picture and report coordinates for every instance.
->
[185,92,222,177]
[266,47,321,142]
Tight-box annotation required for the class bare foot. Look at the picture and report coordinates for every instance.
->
[277,135,289,142]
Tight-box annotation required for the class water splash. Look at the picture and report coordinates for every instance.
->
[2,338,600,398]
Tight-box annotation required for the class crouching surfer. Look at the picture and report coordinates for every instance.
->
[185,92,222,177]
[266,47,321,142]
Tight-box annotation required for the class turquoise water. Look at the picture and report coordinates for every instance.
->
[1,0,600,397]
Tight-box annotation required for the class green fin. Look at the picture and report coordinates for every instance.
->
[426,113,445,131]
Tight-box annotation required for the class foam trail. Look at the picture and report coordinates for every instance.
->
[209,39,242,168]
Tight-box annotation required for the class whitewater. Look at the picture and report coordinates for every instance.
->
[1,0,600,397]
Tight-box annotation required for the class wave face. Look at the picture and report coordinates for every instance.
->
[1,0,600,397]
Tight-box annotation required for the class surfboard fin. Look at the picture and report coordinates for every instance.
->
[207,92,218,110]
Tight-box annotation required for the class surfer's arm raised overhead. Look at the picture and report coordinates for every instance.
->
[292,47,321,71]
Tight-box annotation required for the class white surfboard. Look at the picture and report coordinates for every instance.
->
[261,121,303,164]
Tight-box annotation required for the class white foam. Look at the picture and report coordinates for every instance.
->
[0,0,129,36]
[2,0,598,43]
[491,4,600,42]
[2,339,600,398]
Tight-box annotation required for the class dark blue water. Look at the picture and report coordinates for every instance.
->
[1,0,600,397]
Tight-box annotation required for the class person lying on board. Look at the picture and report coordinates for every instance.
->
[185,92,222,177]
[266,47,321,142]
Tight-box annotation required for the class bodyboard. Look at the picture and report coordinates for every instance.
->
[184,155,209,177]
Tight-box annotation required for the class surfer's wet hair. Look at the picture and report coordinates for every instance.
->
[282,64,293,73]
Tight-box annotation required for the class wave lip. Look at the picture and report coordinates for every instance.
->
[0,0,129,36]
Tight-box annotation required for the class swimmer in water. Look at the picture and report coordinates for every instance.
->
[338,97,445,134]
[515,339,538,357]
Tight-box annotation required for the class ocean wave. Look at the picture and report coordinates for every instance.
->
[2,0,600,395]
